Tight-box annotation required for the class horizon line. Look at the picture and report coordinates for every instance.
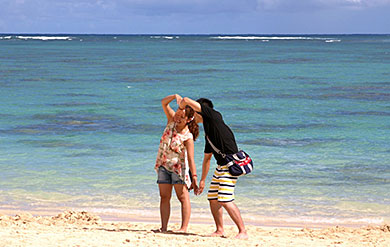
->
[1,32,390,36]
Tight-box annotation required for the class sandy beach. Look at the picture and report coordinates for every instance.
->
[0,210,389,247]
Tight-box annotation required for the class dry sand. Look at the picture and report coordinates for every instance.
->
[0,211,389,247]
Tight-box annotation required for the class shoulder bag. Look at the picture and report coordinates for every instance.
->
[206,136,253,176]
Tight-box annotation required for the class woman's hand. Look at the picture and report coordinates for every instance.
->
[195,180,205,195]
[175,94,183,106]
[191,178,199,194]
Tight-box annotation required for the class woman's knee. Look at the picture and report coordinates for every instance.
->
[176,193,189,203]
[159,184,173,202]
[175,186,189,203]
[160,193,172,202]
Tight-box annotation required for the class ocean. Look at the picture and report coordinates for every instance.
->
[0,34,389,226]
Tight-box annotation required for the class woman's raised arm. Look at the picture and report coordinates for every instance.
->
[161,94,182,123]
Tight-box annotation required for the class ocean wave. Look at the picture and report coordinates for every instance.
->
[150,36,179,40]
[15,36,72,41]
[211,36,334,41]
[0,36,12,40]
[325,39,341,43]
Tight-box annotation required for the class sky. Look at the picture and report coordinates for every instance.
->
[1,0,390,34]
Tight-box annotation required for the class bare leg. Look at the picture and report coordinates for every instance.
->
[209,199,225,236]
[174,184,191,232]
[159,184,173,232]
[221,201,248,239]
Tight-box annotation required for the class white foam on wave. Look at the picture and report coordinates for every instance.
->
[150,36,179,40]
[325,39,341,43]
[16,36,72,41]
[0,36,12,40]
[212,36,335,41]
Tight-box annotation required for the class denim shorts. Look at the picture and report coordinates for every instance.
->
[157,166,185,185]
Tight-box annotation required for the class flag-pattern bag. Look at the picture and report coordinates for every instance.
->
[224,150,253,176]
[206,136,253,176]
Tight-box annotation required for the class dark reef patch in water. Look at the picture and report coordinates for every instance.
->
[48,102,103,107]
[283,76,327,85]
[0,113,14,118]
[274,92,390,101]
[127,147,155,153]
[164,68,238,75]
[121,77,170,83]
[51,78,74,82]
[318,92,390,101]
[18,139,108,150]
[138,105,161,113]
[219,106,275,113]
[335,111,390,116]
[113,63,151,69]
[242,137,341,147]
[322,85,390,92]
[284,76,314,81]
[19,78,44,82]
[164,60,216,65]
[264,57,315,64]
[56,93,103,98]
[234,83,390,101]
[63,151,118,158]
[235,59,264,64]
[1,111,162,136]
[58,58,89,63]
[231,123,336,133]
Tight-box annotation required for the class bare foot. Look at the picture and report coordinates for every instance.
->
[208,231,225,237]
[174,228,187,233]
[152,228,170,233]
[235,232,249,239]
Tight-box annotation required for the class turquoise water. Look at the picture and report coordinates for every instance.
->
[1,34,389,225]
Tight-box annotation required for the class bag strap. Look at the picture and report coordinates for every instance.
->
[206,135,226,158]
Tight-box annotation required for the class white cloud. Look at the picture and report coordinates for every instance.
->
[257,0,390,10]
[324,0,390,7]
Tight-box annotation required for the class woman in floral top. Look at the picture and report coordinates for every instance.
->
[155,94,199,233]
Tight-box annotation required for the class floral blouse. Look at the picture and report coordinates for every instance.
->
[155,122,193,187]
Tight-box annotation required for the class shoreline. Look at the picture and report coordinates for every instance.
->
[0,206,386,229]
[1,210,389,247]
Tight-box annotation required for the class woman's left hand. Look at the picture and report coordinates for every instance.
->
[175,94,183,106]
[190,178,199,194]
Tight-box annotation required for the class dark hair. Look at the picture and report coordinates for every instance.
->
[196,98,213,109]
[185,105,199,141]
